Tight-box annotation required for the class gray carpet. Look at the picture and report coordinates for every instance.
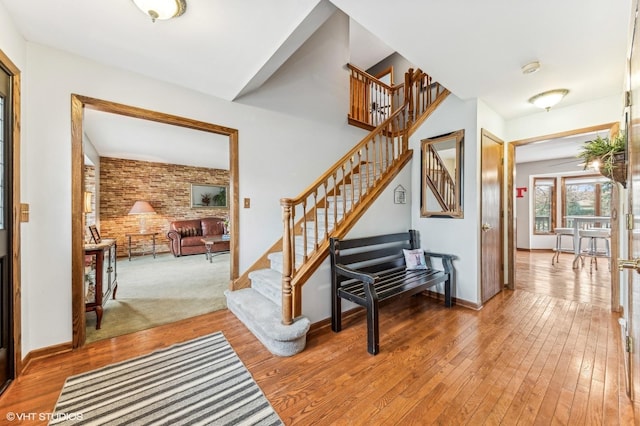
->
[50,332,283,425]
[86,252,229,343]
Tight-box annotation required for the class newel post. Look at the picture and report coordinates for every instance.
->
[406,68,415,126]
[281,198,294,325]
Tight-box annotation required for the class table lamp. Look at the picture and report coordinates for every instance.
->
[128,201,156,233]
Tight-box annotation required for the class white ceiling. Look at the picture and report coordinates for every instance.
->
[0,0,630,165]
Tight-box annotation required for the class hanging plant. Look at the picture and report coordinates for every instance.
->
[577,133,627,187]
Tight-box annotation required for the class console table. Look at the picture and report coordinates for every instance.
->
[84,239,117,329]
[126,232,158,261]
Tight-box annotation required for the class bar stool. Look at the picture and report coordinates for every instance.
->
[552,227,574,265]
[578,227,611,274]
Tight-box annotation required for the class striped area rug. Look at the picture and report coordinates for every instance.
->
[50,332,283,425]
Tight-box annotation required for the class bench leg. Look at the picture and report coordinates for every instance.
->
[444,276,452,308]
[331,292,342,332]
[367,301,380,355]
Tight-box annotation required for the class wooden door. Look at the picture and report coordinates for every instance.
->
[0,64,13,391]
[627,0,640,407]
[481,129,503,303]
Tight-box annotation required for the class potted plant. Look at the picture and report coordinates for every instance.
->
[577,133,627,187]
[201,193,212,206]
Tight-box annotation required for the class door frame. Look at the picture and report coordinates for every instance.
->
[506,122,620,312]
[0,48,21,378]
[70,95,239,348]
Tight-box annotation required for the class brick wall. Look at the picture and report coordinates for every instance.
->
[99,157,229,258]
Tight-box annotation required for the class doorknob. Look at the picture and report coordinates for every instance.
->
[618,258,640,272]
[481,223,491,232]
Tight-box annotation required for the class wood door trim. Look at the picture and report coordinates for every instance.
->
[510,123,618,146]
[71,94,240,349]
[507,122,620,313]
[0,48,21,378]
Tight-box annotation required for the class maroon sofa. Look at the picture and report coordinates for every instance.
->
[167,217,229,257]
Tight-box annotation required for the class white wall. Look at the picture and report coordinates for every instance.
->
[0,2,24,69]
[365,52,415,85]
[410,94,480,305]
[11,8,385,355]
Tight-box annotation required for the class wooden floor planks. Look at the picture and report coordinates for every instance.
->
[0,249,635,425]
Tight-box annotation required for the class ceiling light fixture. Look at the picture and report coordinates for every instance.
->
[528,89,569,111]
[521,61,540,75]
[132,0,187,23]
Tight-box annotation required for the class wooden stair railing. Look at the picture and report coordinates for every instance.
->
[347,64,400,130]
[280,68,449,325]
[424,144,456,211]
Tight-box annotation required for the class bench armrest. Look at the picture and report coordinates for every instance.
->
[423,251,456,260]
[334,263,377,284]
[423,251,456,274]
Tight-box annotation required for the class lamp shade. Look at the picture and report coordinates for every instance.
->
[84,191,92,213]
[128,201,156,215]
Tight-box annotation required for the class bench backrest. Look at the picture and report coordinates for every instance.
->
[330,230,420,281]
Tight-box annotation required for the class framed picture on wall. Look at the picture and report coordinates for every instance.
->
[190,184,228,208]
[88,225,101,244]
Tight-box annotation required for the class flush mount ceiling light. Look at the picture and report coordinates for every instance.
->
[521,61,540,75]
[132,0,187,23]
[528,89,569,111]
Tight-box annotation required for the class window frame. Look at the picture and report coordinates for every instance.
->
[561,174,612,226]
[532,177,556,235]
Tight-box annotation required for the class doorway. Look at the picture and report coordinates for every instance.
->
[507,123,620,312]
[70,95,240,348]
[0,50,18,389]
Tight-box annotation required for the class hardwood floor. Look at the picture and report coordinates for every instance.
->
[516,249,612,310]
[0,250,633,425]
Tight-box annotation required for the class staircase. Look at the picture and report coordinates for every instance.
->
[226,67,450,356]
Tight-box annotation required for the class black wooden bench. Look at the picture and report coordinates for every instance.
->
[330,229,455,355]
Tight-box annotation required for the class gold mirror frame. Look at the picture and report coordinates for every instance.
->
[420,130,464,218]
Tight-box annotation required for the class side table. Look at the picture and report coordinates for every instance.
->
[126,232,158,261]
[201,236,230,263]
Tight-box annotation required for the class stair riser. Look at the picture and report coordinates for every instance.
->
[249,274,282,307]
[268,253,303,275]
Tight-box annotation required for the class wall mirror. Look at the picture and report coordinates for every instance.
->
[421,129,464,218]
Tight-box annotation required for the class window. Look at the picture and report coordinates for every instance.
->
[533,178,555,234]
[563,176,612,226]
